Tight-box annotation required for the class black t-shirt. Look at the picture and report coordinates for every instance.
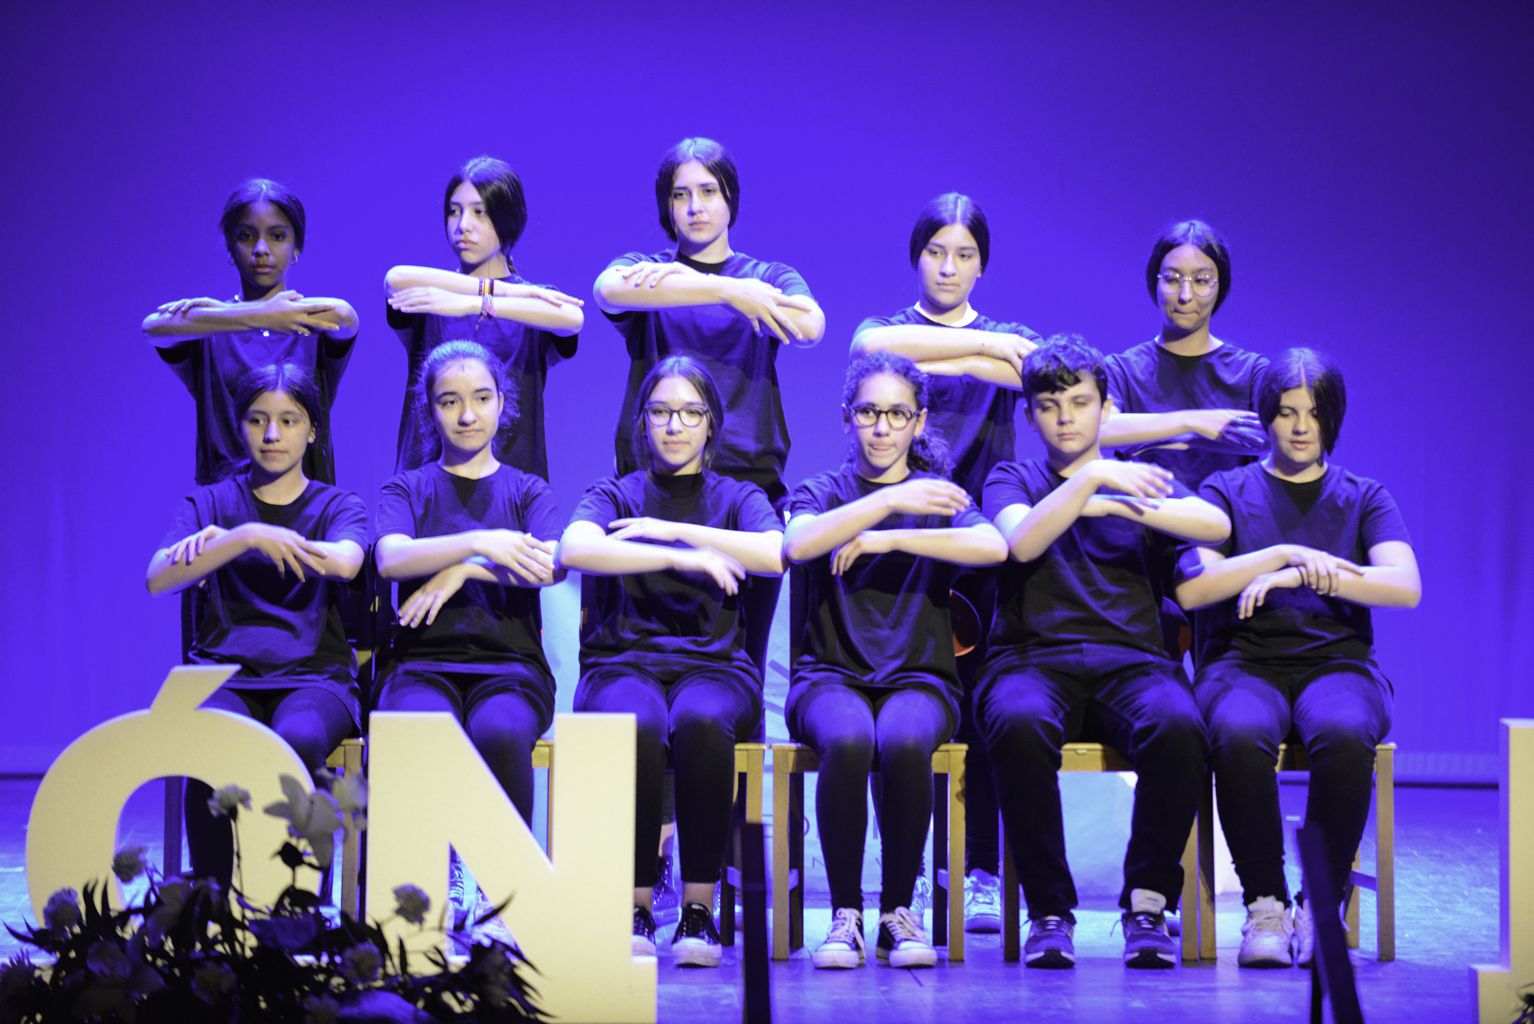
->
[374,463,562,680]
[163,478,368,690]
[855,308,1041,500]
[388,272,579,479]
[158,328,353,485]
[1103,338,1269,489]
[570,470,781,672]
[604,249,813,506]
[983,459,1190,658]
[1182,462,1413,665]
[787,466,988,718]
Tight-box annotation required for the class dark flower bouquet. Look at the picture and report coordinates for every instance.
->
[2,772,541,1023]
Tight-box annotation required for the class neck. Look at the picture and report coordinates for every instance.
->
[463,253,510,279]
[1048,442,1103,478]
[240,280,286,302]
[439,444,500,479]
[248,464,308,504]
[915,298,975,326]
[652,458,703,477]
[678,235,732,264]
[1157,325,1218,356]
[857,452,912,485]
[1261,453,1327,484]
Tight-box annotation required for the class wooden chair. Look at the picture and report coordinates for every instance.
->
[771,741,967,962]
[1000,742,1202,963]
[1194,741,1395,961]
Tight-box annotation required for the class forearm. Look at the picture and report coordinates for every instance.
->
[1332,565,1422,608]
[375,533,484,580]
[385,266,479,295]
[594,268,729,313]
[885,525,1008,567]
[1003,474,1099,562]
[783,494,895,562]
[1098,411,1197,448]
[1175,546,1292,609]
[488,294,582,334]
[556,532,685,576]
[145,530,251,594]
[916,355,1022,388]
[311,540,364,581]
[1111,496,1230,544]
[853,323,994,361]
[669,525,785,574]
[143,302,259,340]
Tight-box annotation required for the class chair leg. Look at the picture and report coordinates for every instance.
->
[1375,745,1395,961]
[790,772,805,954]
[720,768,743,947]
[1002,821,1021,963]
[1180,818,1199,963]
[772,755,793,961]
[1197,776,1217,961]
[932,770,949,948]
[947,757,966,962]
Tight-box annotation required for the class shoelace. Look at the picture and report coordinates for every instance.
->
[1033,915,1070,934]
[1117,912,1164,937]
[885,908,924,942]
[1245,909,1288,935]
[827,909,864,947]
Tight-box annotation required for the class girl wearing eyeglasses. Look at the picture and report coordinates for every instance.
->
[556,355,785,967]
[782,352,1007,970]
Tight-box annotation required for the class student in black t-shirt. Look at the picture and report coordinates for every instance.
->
[975,337,1228,970]
[373,341,563,928]
[1175,349,1420,968]
[144,178,359,486]
[147,363,368,890]
[557,355,785,968]
[592,135,826,671]
[1099,219,1269,490]
[384,156,583,477]
[784,352,1007,970]
[850,192,1042,933]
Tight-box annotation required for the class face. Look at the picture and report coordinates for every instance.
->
[1155,243,1220,335]
[227,201,297,294]
[446,181,504,270]
[430,359,503,458]
[1026,376,1107,459]
[644,375,712,474]
[1268,385,1326,470]
[917,222,983,312]
[241,389,315,477]
[669,161,731,252]
[845,371,926,476]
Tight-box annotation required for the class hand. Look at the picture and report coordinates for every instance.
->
[387,286,478,318]
[1237,567,1305,619]
[1080,494,1156,518]
[671,547,747,595]
[156,297,222,319]
[830,531,893,575]
[251,290,341,335]
[720,278,813,344]
[979,332,1039,375]
[1087,460,1176,500]
[236,522,327,580]
[166,524,228,564]
[397,564,469,629]
[474,530,557,585]
[882,478,972,517]
[498,282,585,307]
[607,517,681,544]
[617,261,695,290]
[1278,544,1364,596]
[1184,408,1264,443]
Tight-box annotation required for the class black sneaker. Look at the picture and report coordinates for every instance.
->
[651,853,680,926]
[672,901,722,967]
[875,907,936,968]
[1121,910,1177,969]
[632,905,657,957]
[1023,915,1076,969]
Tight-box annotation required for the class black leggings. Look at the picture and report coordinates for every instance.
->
[793,681,950,915]
[185,686,355,890]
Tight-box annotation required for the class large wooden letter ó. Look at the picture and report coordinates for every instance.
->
[367,711,656,1024]
[26,665,312,918]
[1471,718,1534,1022]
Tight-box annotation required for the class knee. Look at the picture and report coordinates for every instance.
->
[816,730,874,773]
[980,707,1058,768]
[670,706,735,750]
[1305,720,1379,765]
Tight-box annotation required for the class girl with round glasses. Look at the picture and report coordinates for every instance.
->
[144,179,358,485]
[385,156,583,479]
[557,355,785,967]
[783,352,1007,970]
[146,363,369,889]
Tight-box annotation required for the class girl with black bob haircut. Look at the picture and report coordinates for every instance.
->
[144,178,359,486]
[385,155,583,479]
[1176,348,1421,969]
[557,355,786,968]
[782,352,1007,970]
[1099,218,1269,490]
[146,362,369,890]
[372,340,564,927]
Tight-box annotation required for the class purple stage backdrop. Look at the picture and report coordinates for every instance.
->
[1,2,1529,779]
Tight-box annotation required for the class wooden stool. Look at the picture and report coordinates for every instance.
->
[1195,741,1395,961]
[1000,742,1202,963]
[771,741,966,962]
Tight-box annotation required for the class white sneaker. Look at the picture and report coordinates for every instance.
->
[877,907,937,968]
[1294,900,1315,965]
[964,869,1002,934]
[908,873,933,924]
[1238,896,1294,967]
[811,908,865,969]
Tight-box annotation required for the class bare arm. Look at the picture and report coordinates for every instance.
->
[995,460,1176,563]
[605,517,785,575]
[1099,408,1266,451]
[593,263,825,348]
[1082,493,1231,544]
[1176,539,1418,613]
[556,520,748,594]
[375,530,557,587]
[853,322,1035,374]
[916,355,1023,389]
[143,291,358,343]
[781,477,973,563]
[146,525,361,595]
[828,523,1008,576]
[384,265,583,335]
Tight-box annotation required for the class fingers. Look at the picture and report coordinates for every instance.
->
[765,304,805,343]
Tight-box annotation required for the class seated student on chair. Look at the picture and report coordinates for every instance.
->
[373,340,564,931]
[1174,347,1420,967]
[146,363,368,891]
[556,355,784,968]
[782,351,1007,970]
[975,336,1229,970]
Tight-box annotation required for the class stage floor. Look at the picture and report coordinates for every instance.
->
[0,779,1497,1023]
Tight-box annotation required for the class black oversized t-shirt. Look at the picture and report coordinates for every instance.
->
[163,478,368,699]
[571,470,781,673]
[604,249,812,506]
[1103,338,1269,489]
[855,308,1041,500]
[388,272,578,479]
[1182,462,1413,665]
[374,463,562,682]
[787,466,988,721]
[158,328,353,485]
[983,459,1190,659]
